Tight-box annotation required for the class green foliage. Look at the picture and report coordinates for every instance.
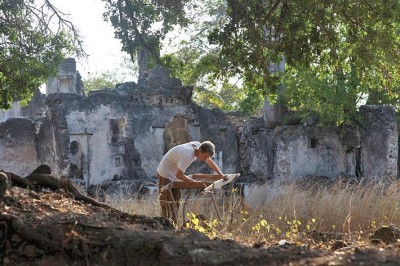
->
[238,91,264,116]
[251,218,281,242]
[162,51,245,112]
[251,216,318,243]
[102,0,188,64]
[213,0,400,125]
[0,0,83,109]
[83,71,122,93]
[283,66,364,125]
[186,212,218,238]
[104,0,250,113]
[104,0,400,124]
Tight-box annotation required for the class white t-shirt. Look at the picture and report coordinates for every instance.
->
[157,141,200,181]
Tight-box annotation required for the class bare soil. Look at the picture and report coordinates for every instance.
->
[1,187,400,266]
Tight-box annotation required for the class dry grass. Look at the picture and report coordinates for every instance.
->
[105,178,400,246]
[240,178,400,243]
[104,186,160,217]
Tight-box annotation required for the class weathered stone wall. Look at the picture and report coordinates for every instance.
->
[0,90,47,124]
[34,74,238,184]
[35,99,71,177]
[194,107,240,175]
[359,105,398,179]
[0,118,38,176]
[241,106,398,181]
[0,60,397,185]
[272,126,354,180]
[46,58,85,96]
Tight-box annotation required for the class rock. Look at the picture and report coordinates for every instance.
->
[331,240,348,250]
[370,226,400,244]
[0,172,9,198]
[24,245,38,258]
[370,238,385,245]
[11,234,23,243]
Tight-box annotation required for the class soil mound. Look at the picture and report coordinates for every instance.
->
[1,185,400,265]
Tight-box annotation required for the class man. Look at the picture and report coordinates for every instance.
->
[157,141,225,224]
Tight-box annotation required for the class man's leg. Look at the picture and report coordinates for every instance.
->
[171,187,181,224]
[157,174,169,217]
[157,174,180,224]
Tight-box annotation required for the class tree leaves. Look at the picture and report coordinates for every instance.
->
[0,0,83,109]
[214,0,400,124]
[102,0,188,64]
[103,0,400,124]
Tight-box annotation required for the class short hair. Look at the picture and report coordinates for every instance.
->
[199,141,215,157]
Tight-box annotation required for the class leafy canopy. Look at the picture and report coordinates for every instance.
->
[160,0,249,113]
[103,0,400,125]
[212,0,400,124]
[0,0,84,109]
[102,0,188,65]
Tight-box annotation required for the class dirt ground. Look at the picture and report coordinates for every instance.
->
[1,187,400,266]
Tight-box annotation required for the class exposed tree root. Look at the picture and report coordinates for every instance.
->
[26,174,111,208]
[0,165,111,208]
[0,213,61,252]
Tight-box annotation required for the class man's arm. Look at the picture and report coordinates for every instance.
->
[176,168,197,182]
[205,158,224,177]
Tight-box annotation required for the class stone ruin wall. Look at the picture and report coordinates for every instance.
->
[0,59,397,187]
[240,105,398,182]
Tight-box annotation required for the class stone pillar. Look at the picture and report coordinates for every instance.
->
[263,57,286,129]
[138,48,149,84]
[46,58,85,96]
[263,97,285,129]
[359,105,398,179]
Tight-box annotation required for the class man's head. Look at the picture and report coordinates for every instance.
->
[196,141,215,161]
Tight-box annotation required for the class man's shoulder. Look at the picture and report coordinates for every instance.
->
[190,141,201,147]
[174,141,200,149]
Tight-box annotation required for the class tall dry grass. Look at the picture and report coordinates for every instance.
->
[106,191,160,217]
[106,178,400,244]
[241,178,400,242]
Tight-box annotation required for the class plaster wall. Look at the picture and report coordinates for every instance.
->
[69,135,88,180]
[134,127,164,178]
[0,102,23,123]
[0,119,38,176]
[273,127,354,180]
[66,105,127,185]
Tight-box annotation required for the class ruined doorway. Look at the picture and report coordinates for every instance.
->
[68,141,84,179]
[164,115,190,153]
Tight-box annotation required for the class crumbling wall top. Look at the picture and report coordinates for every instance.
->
[139,65,182,87]
[58,58,77,75]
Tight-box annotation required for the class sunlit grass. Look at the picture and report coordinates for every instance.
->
[104,185,160,217]
[104,178,400,247]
